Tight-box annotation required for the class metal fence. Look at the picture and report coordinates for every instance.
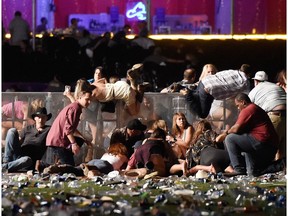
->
[2,92,232,164]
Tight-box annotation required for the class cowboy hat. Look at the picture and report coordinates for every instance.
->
[31,107,52,121]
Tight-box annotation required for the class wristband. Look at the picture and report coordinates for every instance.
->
[67,142,77,149]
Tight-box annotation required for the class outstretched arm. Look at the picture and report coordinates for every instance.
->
[63,91,76,103]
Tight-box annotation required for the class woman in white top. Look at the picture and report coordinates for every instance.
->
[84,142,129,174]
[167,112,194,159]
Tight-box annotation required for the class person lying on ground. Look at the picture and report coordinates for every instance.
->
[40,142,129,177]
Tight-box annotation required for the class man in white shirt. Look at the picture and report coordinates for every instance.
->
[248,71,286,160]
[182,64,251,118]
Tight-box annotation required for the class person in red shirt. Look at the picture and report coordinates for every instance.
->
[45,86,93,166]
[218,93,278,177]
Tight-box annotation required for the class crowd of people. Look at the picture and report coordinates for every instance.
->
[2,10,286,179]
[4,11,285,90]
[2,61,286,179]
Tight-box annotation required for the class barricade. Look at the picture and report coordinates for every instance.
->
[1,92,230,164]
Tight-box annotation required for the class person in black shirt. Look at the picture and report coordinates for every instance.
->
[2,107,51,172]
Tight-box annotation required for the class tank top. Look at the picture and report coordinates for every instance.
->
[101,153,127,171]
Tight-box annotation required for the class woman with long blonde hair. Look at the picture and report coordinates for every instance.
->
[198,64,218,82]
[167,112,194,159]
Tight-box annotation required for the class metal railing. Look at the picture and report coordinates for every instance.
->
[2,92,232,163]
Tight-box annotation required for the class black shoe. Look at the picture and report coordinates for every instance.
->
[35,160,45,173]
[1,163,8,173]
[145,161,154,171]
[259,157,286,175]
[131,63,143,71]
[136,162,144,169]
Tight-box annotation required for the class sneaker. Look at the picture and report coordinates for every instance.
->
[131,63,143,71]
[127,68,141,80]
[43,164,62,174]
[259,157,286,175]
[138,82,151,91]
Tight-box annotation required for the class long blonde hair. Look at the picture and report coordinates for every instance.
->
[29,98,44,115]
[198,64,218,81]
[152,119,168,132]
[74,78,93,99]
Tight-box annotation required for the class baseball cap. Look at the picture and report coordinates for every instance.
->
[127,119,147,131]
[252,71,268,81]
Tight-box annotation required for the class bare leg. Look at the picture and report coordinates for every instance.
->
[84,122,97,162]
[169,159,188,176]
[189,164,216,175]
[224,165,234,173]
[126,102,140,116]
[88,122,97,144]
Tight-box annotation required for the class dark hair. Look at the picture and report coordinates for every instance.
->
[184,68,196,80]
[15,11,21,16]
[276,69,286,84]
[95,66,103,72]
[40,17,47,23]
[71,18,78,24]
[235,93,251,103]
[239,64,252,75]
[150,128,166,140]
[124,24,131,29]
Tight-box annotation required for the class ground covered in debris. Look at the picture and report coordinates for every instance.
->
[1,171,286,215]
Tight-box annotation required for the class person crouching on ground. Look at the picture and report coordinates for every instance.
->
[45,86,93,166]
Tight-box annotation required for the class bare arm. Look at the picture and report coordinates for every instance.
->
[66,133,80,155]
[63,91,76,103]
[21,103,29,128]
[216,123,241,143]
[175,126,194,148]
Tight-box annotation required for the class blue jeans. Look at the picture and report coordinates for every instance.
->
[225,133,277,176]
[2,128,33,172]
[87,159,113,174]
[185,81,214,118]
